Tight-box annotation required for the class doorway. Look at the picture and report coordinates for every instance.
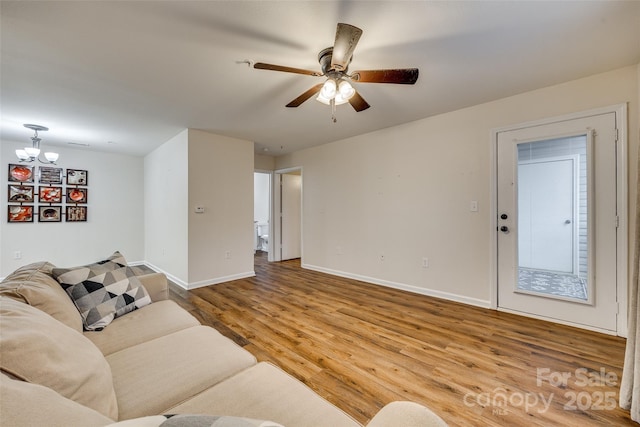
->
[494,105,627,335]
[273,168,302,262]
[254,172,271,256]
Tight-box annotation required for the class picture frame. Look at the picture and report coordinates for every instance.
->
[39,186,63,203]
[66,169,88,186]
[8,164,34,183]
[66,206,87,222]
[39,206,62,222]
[8,205,34,223]
[66,187,88,204]
[39,166,64,184]
[8,185,34,203]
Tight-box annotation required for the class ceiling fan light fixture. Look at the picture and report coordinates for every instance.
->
[333,93,350,105]
[316,92,331,105]
[320,79,337,99]
[338,80,355,100]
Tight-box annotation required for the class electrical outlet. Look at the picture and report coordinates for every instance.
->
[14,251,22,260]
[225,251,231,259]
[380,254,385,262]
[422,257,429,268]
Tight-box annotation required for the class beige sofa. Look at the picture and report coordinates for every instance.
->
[0,261,447,427]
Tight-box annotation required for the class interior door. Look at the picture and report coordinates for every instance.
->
[280,173,301,260]
[496,112,619,333]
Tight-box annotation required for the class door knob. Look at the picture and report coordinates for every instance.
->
[500,226,509,233]
[565,219,571,224]
[500,213,508,220]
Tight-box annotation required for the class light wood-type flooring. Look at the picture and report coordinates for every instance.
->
[167,252,632,426]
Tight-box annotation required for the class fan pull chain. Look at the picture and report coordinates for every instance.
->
[331,98,337,123]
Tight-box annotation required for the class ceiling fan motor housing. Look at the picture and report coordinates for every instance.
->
[318,47,350,76]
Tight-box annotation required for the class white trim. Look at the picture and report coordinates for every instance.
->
[186,271,256,290]
[303,263,492,309]
[272,166,303,264]
[491,103,628,337]
[498,307,617,336]
[142,261,255,290]
[143,261,189,288]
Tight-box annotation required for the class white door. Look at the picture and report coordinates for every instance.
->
[497,111,619,333]
[518,156,578,273]
[280,173,301,260]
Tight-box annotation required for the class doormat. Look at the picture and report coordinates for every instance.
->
[518,267,588,301]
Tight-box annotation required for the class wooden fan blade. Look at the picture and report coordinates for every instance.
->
[348,91,370,112]
[351,69,419,84]
[286,83,324,107]
[331,23,362,71]
[254,62,322,77]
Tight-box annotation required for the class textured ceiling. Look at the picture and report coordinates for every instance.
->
[1,1,639,157]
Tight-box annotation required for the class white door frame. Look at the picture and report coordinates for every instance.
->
[272,167,303,263]
[490,104,628,336]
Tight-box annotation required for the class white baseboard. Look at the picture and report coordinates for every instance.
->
[140,261,255,290]
[302,263,492,309]
[186,271,256,290]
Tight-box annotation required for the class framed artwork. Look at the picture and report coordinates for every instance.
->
[39,206,62,222]
[66,169,88,186]
[39,167,63,184]
[39,186,63,203]
[8,185,34,203]
[8,205,34,223]
[8,164,34,183]
[66,206,87,222]
[66,187,88,203]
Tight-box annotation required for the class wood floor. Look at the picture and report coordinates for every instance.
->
[168,252,633,426]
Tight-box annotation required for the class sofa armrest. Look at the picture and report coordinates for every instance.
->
[366,401,448,427]
[137,273,168,302]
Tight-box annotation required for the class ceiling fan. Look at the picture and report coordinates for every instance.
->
[253,23,419,122]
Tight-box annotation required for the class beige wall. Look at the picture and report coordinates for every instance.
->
[144,130,189,284]
[276,65,639,307]
[144,129,255,288]
[187,129,254,287]
[1,141,145,276]
[255,153,275,171]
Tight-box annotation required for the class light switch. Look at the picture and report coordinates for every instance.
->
[470,201,478,212]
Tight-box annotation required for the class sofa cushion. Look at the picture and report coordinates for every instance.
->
[0,261,83,332]
[105,415,283,427]
[0,372,114,427]
[106,325,257,420]
[0,297,118,419]
[167,362,360,427]
[52,251,151,331]
[86,300,200,355]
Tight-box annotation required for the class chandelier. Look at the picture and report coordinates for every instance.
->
[15,124,59,164]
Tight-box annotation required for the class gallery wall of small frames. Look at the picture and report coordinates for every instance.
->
[7,164,88,223]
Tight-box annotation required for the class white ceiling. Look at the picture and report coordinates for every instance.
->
[1,1,639,157]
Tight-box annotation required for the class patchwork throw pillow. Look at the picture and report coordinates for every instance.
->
[52,251,151,331]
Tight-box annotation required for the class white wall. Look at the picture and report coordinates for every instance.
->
[1,140,144,276]
[275,65,639,307]
[144,130,189,284]
[187,129,254,287]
